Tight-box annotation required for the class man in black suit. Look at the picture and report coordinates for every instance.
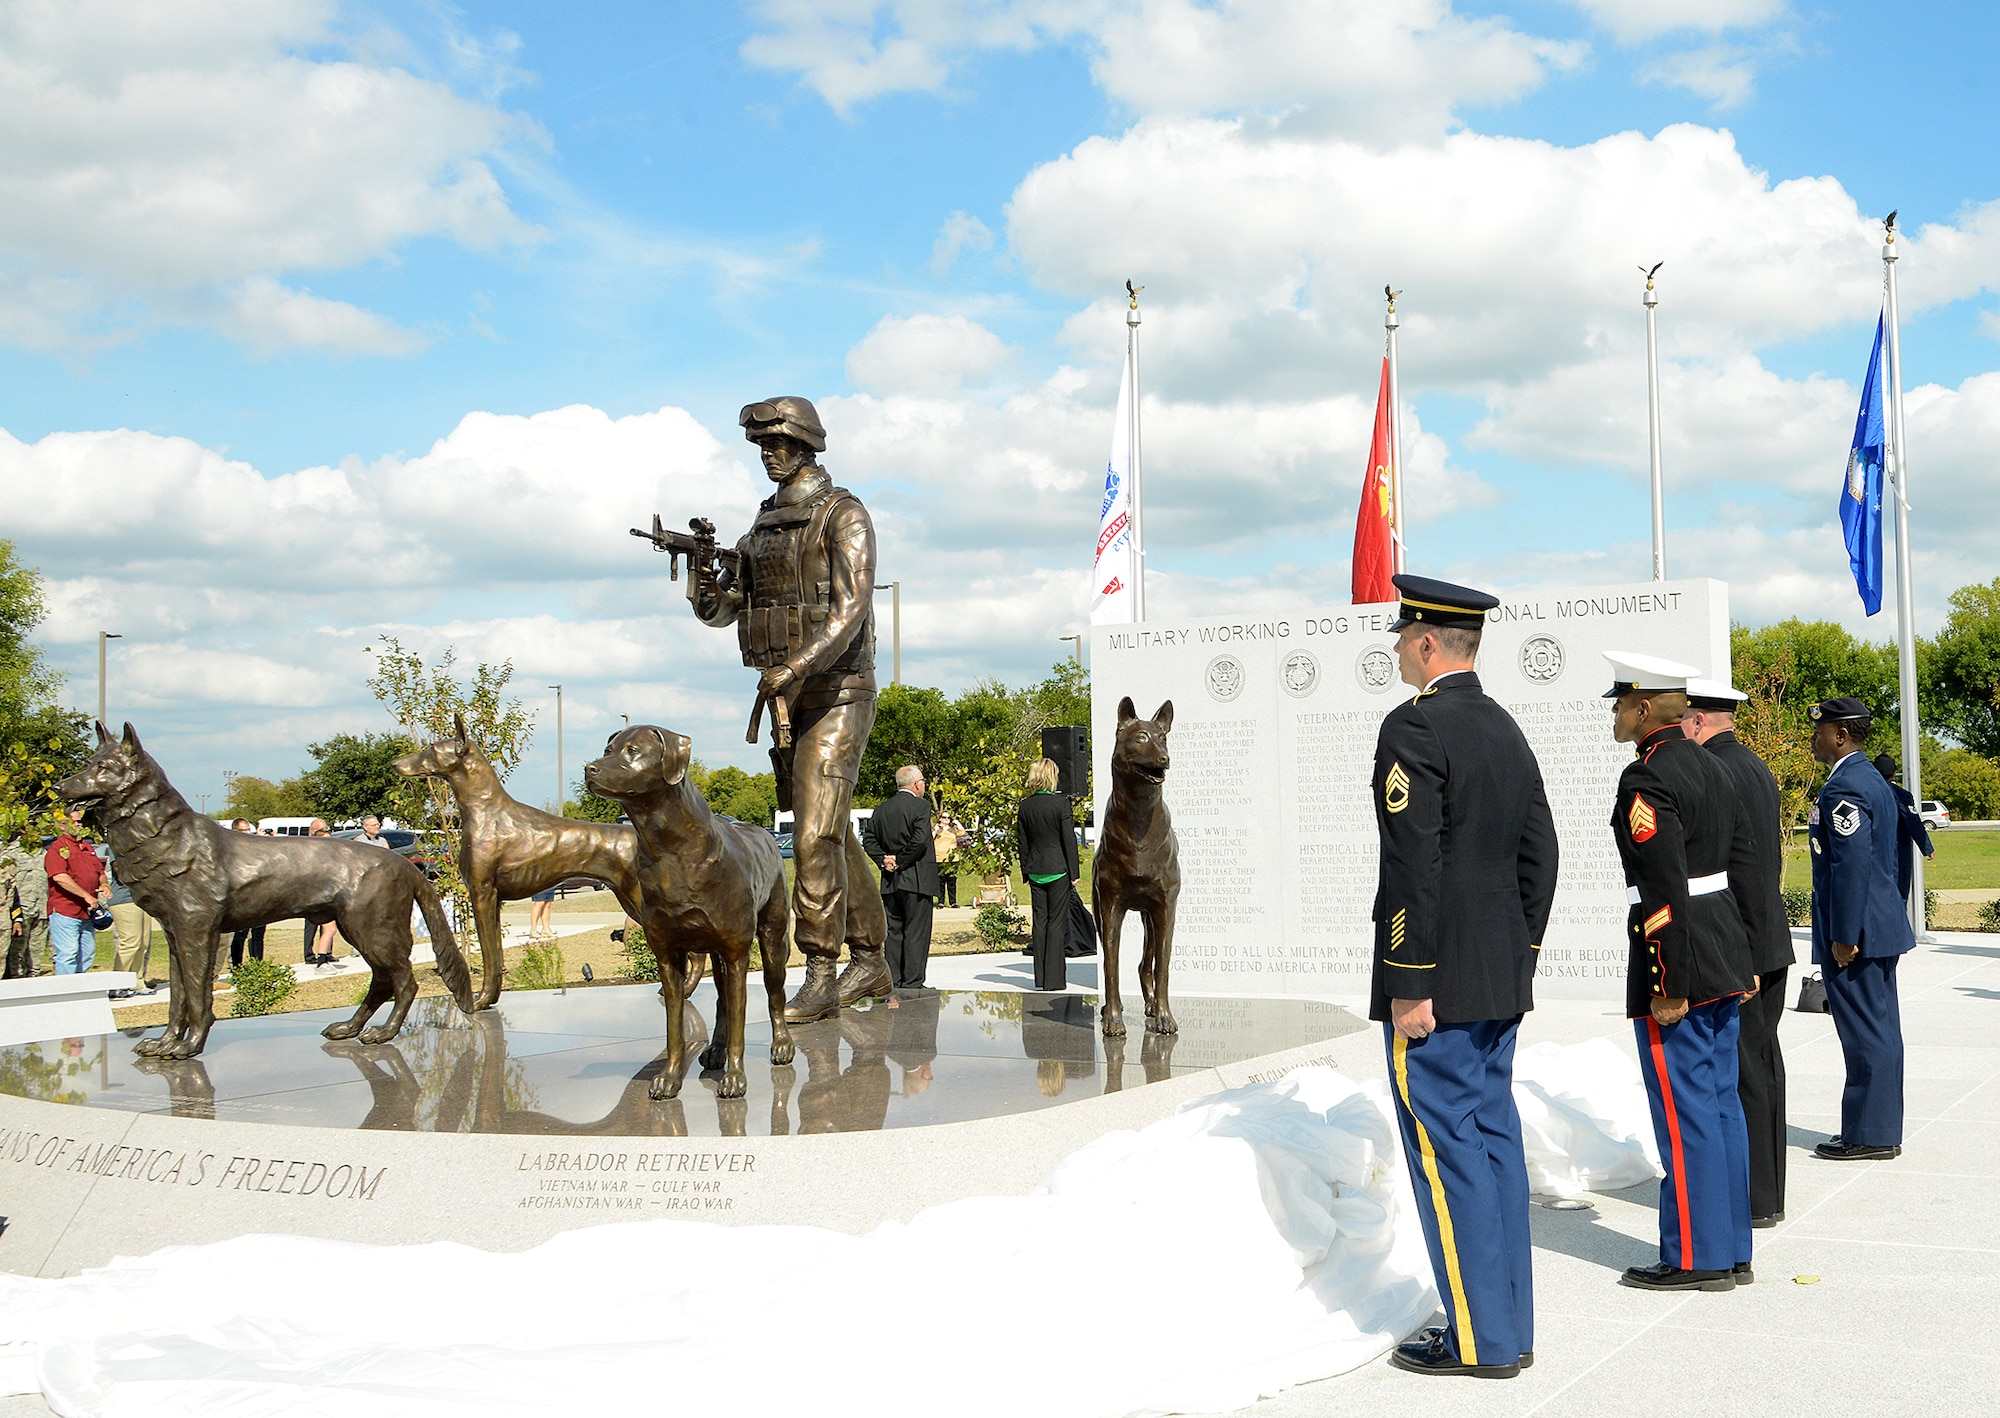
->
[1373,574,1560,1381]
[1683,677,1795,1228]
[865,765,940,992]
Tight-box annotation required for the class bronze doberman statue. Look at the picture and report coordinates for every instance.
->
[56,722,473,1058]
[584,726,793,1099]
[394,714,700,1010]
[1092,697,1182,1038]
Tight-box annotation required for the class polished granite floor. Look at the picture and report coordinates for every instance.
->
[0,984,1364,1137]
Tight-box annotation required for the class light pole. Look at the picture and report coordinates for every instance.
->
[1059,634,1083,676]
[875,581,901,685]
[548,685,563,817]
[97,632,122,726]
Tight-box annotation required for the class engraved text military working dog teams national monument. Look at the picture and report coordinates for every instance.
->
[1090,578,1729,1002]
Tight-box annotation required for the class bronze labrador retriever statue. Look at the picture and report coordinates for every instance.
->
[1092,698,1182,1038]
[56,722,473,1058]
[584,725,793,1099]
[393,713,700,1010]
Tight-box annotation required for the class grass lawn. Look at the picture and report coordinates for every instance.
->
[1782,828,2000,892]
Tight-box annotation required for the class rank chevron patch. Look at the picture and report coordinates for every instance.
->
[1385,762,1411,814]
[1628,794,1657,843]
[1831,800,1861,837]
[1644,905,1672,936]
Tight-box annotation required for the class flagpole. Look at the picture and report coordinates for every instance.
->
[1881,214,1928,937]
[1643,263,1666,581]
[1127,281,1147,621]
[1384,286,1406,573]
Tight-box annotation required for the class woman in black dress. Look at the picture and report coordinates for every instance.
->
[1016,758,1080,991]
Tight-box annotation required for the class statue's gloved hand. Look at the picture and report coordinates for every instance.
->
[758,664,797,698]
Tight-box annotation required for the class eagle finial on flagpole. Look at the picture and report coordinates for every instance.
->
[1884,210,1898,244]
[1384,284,1400,315]
[1126,279,1143,310]
[1640,261,1663,291]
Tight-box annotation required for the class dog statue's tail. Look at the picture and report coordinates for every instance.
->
[412,868,476,1012]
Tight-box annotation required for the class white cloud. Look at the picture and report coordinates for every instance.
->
[931,210,995,275]
[1565,0,1787,45]
[845,313,1016,395]
[1638,45,1757,109]
[0,0,541,354]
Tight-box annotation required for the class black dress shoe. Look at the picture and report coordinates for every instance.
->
[1732,1262,1754,1285]
[1389,1328,1519,1379]
[1815,1140,1900,1160]
[1518,1351,1534,1369]
[1621,1263,1736,1292]
[1751,1212,1784,1228]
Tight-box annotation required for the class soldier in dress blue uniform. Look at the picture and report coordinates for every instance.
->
[1683,677,1795,1226]
[1372,575,1560,1379]
[1810,699,1915,1160]
[1605,653,1755,1292]
[1871,753,1934,904]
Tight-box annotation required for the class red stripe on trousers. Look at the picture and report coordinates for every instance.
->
[1646,1017,1695,1266]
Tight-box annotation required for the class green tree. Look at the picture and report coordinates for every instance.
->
[859,684,958,803]
[1921,745,2000,819]
[1731,644,1822,831]
[1732,619,1901,753]
[0,542,91,839]
[565,778,624,823]
[300,731,414,824]
[224,774,314,822]
[1921,578,2000,758]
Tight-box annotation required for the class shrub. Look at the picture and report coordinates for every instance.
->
[973,900,1026,947]
[512,939,566,991]
[228,957,297,1018]
[1979,899,2000,933]
[1780,887,1812,927]
[1924,887,1939,925]
[620,922,658,983]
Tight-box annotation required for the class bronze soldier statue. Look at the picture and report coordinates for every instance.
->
[640,397,889,1022]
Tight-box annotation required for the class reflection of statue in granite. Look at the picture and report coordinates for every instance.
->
[1021,990,1097,1096]
[1093,699,1183,1039]
[583,726,794,1101]
[393,714,699,1012]
[1101,1027,1179,1094]
[55,722,473,1059]
[793,1002,893,1133]
[887,991,942,1095]
[322,1041,423,1131]
[131,1054,216,1120]
[652,397,891,1023]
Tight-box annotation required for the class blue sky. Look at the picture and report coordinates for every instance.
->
[5,0,1998,810]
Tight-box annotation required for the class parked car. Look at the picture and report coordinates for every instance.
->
[772,831,794,860]
[329,827,436,875]
[1920,800,1951,829]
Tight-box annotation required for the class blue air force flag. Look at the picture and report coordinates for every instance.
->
[1090,346,1136,625]
[1841,313,1887,616]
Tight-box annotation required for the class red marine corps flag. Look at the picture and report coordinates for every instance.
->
[1351,356,1397,604]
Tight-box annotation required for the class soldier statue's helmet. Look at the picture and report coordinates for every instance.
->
[739,397,827,453]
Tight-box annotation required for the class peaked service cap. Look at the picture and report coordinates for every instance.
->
[1388,574,1499,632]
[1685,677,1748,712]
[1602,651,1701,699]
[1809,696,1872,724]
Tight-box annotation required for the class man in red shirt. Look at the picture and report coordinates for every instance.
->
[45,809,108,975]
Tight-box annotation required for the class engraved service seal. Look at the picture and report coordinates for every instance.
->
[1354,646,1396,694]
[1281,650,1320,699]
[1519,634,1565,684]
[1205,653,1246,702]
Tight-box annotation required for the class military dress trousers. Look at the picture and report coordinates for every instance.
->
[1370,672,1558,1367]
[1612,725,1755,1272]
[1811,752,1917,1147]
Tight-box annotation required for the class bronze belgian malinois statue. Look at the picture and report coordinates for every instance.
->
[584,725,793,1099]
[394,713,701,1011]
[1092,697,1182,1038]
[56,723,473,1058]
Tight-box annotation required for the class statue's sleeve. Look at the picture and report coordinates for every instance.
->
[790,498,876,677]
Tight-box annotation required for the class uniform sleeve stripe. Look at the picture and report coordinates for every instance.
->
[1385,960,1437,969]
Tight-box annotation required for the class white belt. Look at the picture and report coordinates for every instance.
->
[1627,874,1728,905]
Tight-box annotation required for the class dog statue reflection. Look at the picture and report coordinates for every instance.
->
[56,722,473,1058]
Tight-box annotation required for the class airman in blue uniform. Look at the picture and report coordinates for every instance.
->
[1810,699,1914,1160]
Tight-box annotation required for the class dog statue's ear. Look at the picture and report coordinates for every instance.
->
[96,720,114,746]
[1152,701,1173,733]
[660,731,691,787]
[121,722,143,752]
[1117,696,1137,726]
[453,711,467,743]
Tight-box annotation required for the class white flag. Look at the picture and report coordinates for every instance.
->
[1090,347,1136,625]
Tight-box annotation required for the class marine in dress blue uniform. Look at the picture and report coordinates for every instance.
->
[1605,653,1755,1292]
[1810,700,1915,1160]
[1372,576,1560,1380]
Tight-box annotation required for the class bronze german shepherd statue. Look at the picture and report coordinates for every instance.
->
[584,725,793,1099]
[393,713,699,1010]
[1092,697,1182,1037]
[56,722,473,1058]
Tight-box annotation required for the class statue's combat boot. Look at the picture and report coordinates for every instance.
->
[784,954,843,1023]
[835,946,892,1006]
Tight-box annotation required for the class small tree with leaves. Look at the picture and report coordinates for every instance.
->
[1733,643,1821,836]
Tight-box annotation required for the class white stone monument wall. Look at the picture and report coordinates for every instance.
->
[1091,579,1730,1002]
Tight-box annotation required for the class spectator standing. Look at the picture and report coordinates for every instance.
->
[226,819,265,969]
[1017,759,1081,992]
[4,829,50,977]
[99,841,155,996]
[303,820,340,967]
[45,808,108,975]
[865,766,939,993]
[528,887,556,941]
[356,814,391,847]
[932,813,961,909]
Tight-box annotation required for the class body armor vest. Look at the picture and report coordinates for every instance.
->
[736,483,875,678]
